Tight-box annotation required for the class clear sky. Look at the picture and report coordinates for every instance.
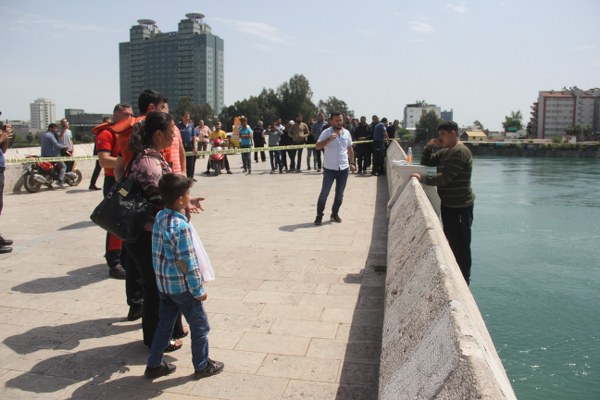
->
[1,0,598,131]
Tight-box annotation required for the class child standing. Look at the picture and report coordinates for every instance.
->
[144,173,224,379]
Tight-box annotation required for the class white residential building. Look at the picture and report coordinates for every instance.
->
[403,103,441,129]
[536,88,600,138]
[30,98,56,131]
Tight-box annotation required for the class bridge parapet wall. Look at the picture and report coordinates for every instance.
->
[379,141,515,399]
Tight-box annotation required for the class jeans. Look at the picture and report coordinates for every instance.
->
[241,146,252,171]
[254,146,266,162]
[372,141,385,174]
[186,155,196,178]
[287,149,296,170]
[295,148,304,170]
[441,204,474,285]
[56,161,66,182]
[0,168,4,215]
[147,291,210,371]
[125,231,184,346]
[89,160,101,187]
[307,148,321,169]
[317,167,349,216]
[269,150,281,171]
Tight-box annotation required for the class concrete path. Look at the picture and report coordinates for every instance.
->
[0,155,388,400]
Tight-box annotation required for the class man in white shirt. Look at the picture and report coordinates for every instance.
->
[59,118,74,171]
[314,112,356,225]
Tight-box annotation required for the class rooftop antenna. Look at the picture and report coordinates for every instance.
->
[186,13,205,23]
[137,19,157,31]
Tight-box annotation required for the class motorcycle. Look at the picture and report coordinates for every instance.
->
[21,155,83,193]
[209,138,225,176]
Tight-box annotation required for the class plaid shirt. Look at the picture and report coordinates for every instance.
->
[152,208,204,298]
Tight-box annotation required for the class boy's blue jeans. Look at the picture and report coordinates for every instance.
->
[147,291,210,371]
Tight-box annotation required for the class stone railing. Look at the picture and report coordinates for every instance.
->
[379,141,516,399]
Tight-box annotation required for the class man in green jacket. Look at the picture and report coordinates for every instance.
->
[412,121,475,284]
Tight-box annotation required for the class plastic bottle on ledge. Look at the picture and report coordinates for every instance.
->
[406,147,413,165]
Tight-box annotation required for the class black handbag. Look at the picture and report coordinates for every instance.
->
[90,175,154,243]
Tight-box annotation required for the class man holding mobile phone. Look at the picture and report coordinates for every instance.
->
[314,111,356,226]
[0,121,13,253]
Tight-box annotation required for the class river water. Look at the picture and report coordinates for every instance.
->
[467,157,600,399]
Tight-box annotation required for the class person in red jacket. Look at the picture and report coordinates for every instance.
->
[92,103,143,320]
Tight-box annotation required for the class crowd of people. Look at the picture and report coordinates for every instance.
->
[152,112,403,178]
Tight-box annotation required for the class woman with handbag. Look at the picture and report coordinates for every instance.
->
[125,112,188,351]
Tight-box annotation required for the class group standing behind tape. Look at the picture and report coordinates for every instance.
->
[4,139,395,165]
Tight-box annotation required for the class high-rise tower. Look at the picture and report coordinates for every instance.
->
[119,13,224,115]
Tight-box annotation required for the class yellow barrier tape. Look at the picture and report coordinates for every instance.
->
[4,139,400,164]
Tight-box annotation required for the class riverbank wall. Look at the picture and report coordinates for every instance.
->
[378,141,516,399]
[405,141,600,158]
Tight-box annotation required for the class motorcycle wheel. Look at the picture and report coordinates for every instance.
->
[23,174,42,193]
[67,170,83,186]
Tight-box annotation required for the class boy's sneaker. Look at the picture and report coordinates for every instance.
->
[145,362,176,379]
[194,358,224,379]
[314,214,323,226]
[330,214,342,223]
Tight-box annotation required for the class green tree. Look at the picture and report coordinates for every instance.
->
[415,110,442,143]
[473,120,484,130]
[218,74,319,128]
[174,97,215,126]
[276,74,318,121]
[397,127,412,140]
[318,96,354,118]
[502,110,523,132]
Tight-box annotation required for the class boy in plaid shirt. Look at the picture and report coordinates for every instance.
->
[145,173,224,379]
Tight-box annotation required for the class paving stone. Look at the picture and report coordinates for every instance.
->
[241,290,303,306]
[235,332,310,356]
[204,298,264,317]
[209,348,266,374]
[307,338,382,362]
[207,329,244,350]
[257,304,324,321]
[257,280,318,294]
[209,314,274,333]
[299,294,359,309]
[258,354,340,382]
[269,319,339,339]
[189,372,288,400]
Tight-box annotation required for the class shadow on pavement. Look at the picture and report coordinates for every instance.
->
[336,176,388,400]
[58,220,96,231]
[4,318,165,398]
[278,222,318,232]
[11,264,109,294]
[4,317,139,353]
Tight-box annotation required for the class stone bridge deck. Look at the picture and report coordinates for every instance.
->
[0,156,388,400]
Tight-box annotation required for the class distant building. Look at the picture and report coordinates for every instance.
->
[6,120,30,139]
[536,88,600,139]
[30,98,56,131]
[64,109,111,139]
[440,109,454,122]
[403,103,441,130]
[119,13,224,115]
[460,131,487,142]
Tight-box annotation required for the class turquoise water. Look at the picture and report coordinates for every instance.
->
[469,157,600,399]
